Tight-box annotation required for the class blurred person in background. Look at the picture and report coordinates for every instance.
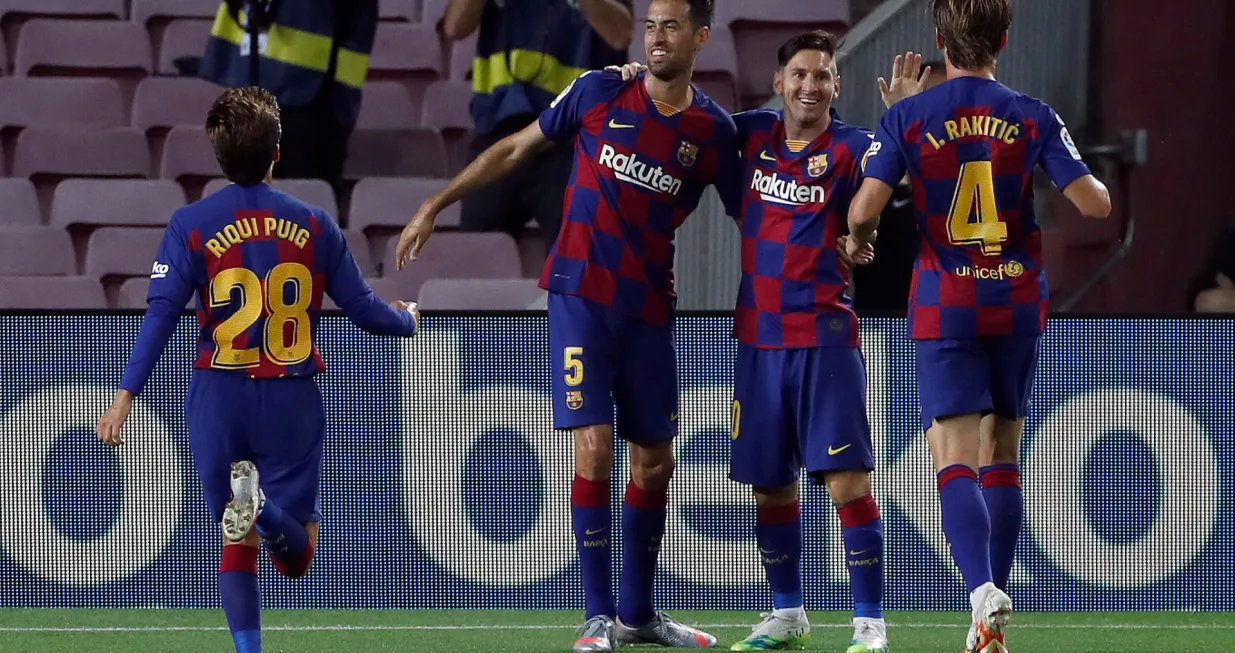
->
[1188,223,1235,312]
[441,0,634,251]
[851,59,945,316]
[200,0,379,196]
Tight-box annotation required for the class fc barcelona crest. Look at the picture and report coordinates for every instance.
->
[566,391,584,410]
[677,141,699,167]
[807,154,828,178]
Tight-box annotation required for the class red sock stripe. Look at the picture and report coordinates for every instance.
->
[271,541,315,579]
[980,468,1022,489]
[571,475,610,508]
[757,500,800,525]
[624,480,668,511]
[837,495,880,528]
[937,464,978,491]
[220,544,258,574]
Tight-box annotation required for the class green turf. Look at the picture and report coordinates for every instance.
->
[0,609,1231,652]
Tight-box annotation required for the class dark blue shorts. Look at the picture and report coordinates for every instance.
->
[915,335,1042,431]
[547,292,678,444]
[185,370,325,524]
[730,344,874,488]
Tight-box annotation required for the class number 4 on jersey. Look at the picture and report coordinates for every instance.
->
[947,161,1007,255]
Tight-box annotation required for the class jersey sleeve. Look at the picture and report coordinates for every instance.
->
[1036,106,1091,190]
[715,112,744,218]
[319,211,418,337]
[861,107,908,187]
[538,70,607,143]
[118,215,197,395]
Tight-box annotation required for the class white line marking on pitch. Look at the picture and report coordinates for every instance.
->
[0,623,1227,633]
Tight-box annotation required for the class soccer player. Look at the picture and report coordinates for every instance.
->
[846,1,1112,651]
[95,87,421,653]
[393,1,735,650]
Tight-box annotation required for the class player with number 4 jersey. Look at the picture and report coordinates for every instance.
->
[96,87,420,653]
[846,1,1111,651]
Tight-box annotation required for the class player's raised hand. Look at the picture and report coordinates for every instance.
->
[879,52,932,108]
[603,61,647,82]
[396,201,438,270]
[96,389,134,447]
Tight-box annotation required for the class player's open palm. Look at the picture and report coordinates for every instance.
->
[879,52,932,108]
[97,390,133,447]
[395,202,438,270]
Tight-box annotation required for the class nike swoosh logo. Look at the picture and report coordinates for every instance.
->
[828,443,852,455]
[849,548,874,556]
[759,151,776,161]
[585,528,607,535]
[608,119,634,129]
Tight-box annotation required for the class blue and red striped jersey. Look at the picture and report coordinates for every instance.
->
[537,70,740,324]
[728,108,870,349]
[119,184,415,395]
[862,77,1091,339]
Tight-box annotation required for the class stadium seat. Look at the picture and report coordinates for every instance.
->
[343,128,448,179]
[160,125,218,190]
[204,177,341,220]
[448,34,476,81]
[719,0,850,105]
[358,81,417,129]
[420,80,474,174]
[0,276,107,308]
[131,0,219,26]
[0,178,41,224]
[131,76,221,134]
[14,19,152,77]
[156,18,212,75]
[379,231,522,297]
[13,126,149,181]
[420,0,448,26]
[417,277,545,309]
[50,178,186,229]
[368,22,443,119]
[349,177,459,234]
[343,228,375,277]
[379,0,418,22]
[0,0,126,21]
[118,276,151,308]
[691,26,740,113]
[0,225,75,275]
[0,77,127,129]
[83,226,163,279]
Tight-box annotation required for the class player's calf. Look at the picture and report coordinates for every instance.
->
[979,416,1025,592]
[618,441,674,629]
[572,425,618,621]
[729,485,810,652]
[218,540,262,653]
[822,471,887,653]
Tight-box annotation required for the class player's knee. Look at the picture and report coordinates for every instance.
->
[629,444,674,491]
[981,417,1023,465]
[271,543,316,579]
[573,425,615,480]
[752,484,797,507]
[822,470,871,506]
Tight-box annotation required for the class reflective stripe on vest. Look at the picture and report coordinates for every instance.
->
[471,48,586,99]
[209,4,369,90]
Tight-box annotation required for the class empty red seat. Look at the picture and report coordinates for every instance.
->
[417,277,545,309]
[0,0,126,20]
[349,177,459,233]
[0,77,127,129]
[0,225,75,275]
[358,81,417,129]
[50,179,185,228]
[379,231,521,297]
[118,276,151,308]
[131,0,219,26]
[343,229,375,277]
[203,177,341,219]
[448,34,476,81]
[160,125,217,181]
[13,126,149,180]
[368,22,443,119]
[156,18,212,75]
[721,0,849,105]
[132,76,221,134]
[84,227,164,278]
[693,26,740,113]
[14,19,152,77]
[0,178,41,224]
[343,128,448,179]
[0,276,106,308]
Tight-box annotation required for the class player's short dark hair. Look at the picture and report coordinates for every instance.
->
[932,0,1011,71]
[206,86,281,187]
[777,31,838,69]
[922,59,946,71]
[682,0,713,29]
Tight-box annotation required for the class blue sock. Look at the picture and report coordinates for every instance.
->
[572,474,615,619]
[756,501,803,610]
[980,464,1023,591]
[219,545,261,653]
[255,497,312,578]
[938,465,993,593]
[618,480,667,627]
[838,495,883,619]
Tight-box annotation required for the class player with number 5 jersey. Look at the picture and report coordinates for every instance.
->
[96,87,420,653]
[846,1,1111,651]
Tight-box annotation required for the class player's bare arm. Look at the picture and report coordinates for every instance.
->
[575,0,635,50]
[846,177,892,261]
[1061,174,1112,219]
[440,0,486,40]
[395,121,555,268]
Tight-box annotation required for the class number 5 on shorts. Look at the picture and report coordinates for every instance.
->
[564,346,584,386]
